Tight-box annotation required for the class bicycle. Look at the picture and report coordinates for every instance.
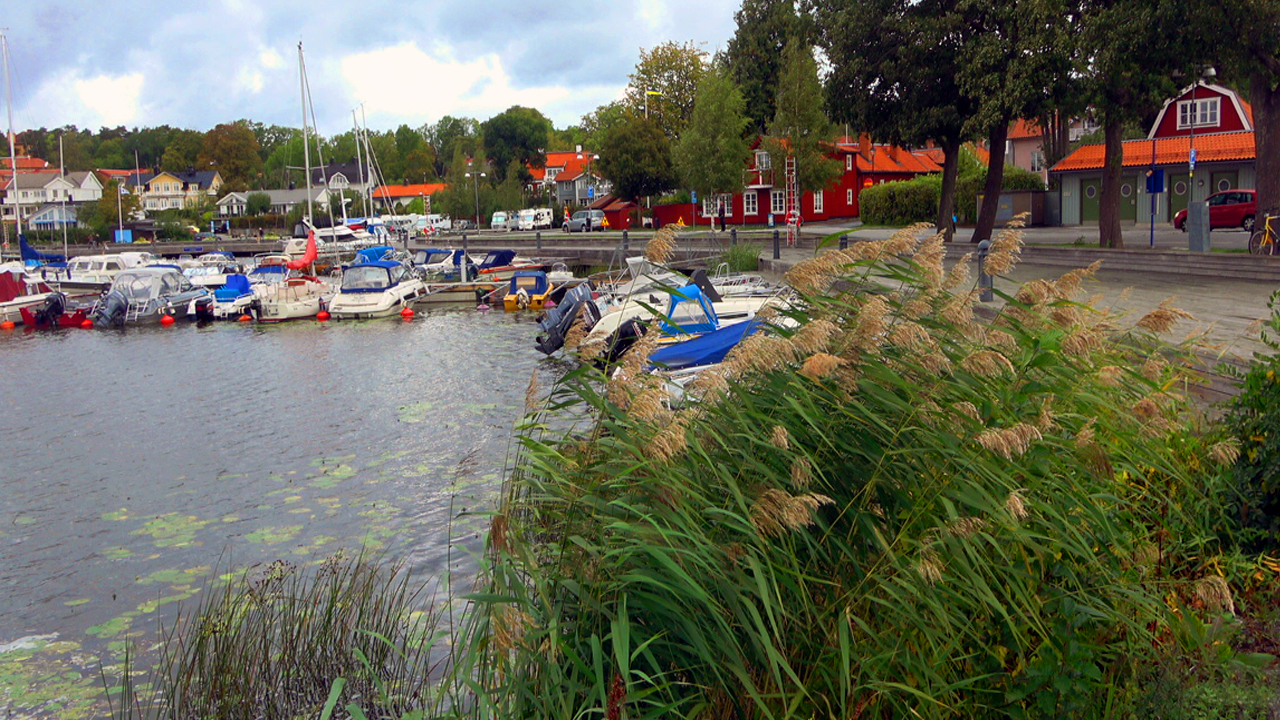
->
[1249,211,1280,256]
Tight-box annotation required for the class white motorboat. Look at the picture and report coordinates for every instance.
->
[89,266,215,327]
[327,259,426,319]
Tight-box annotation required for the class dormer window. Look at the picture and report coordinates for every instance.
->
[1177,97,1219,130]
[756,150,771,170]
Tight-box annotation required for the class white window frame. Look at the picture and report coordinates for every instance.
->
[847,189,854,205]
[1177,97,1220,130]
[846,155,852,171]
[770,190,786,215]
[1031,151,1045,173]
[756,150,771,170]
[743,192,758,216]
[813,190,824,214]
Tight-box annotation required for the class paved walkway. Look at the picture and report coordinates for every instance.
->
[756,221,1277,365]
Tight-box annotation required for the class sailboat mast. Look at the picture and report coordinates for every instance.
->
[3,31,22,238]
[352,108,365,217]
[60,133,67,257]
[299,42,313,225]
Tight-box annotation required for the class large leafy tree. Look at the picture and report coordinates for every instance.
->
[765,39,840,195]
[624,41,709,141]
[424,116,479,180]
[198,121,263,191]
[597,116,678,202]
[578,101,631,154]
[77,179,141,235]
[723,0,800,134]
[160,129,205,174]
[675,64,752,199]
[481,106,551,184]
[1215,0,1280,224]
[815,0,978,240]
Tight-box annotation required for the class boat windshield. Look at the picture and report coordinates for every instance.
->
[341,265,393,291]
[421,250,453,265]
[114,272,165,301]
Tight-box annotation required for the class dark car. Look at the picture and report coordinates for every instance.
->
[1173,189,1256,232]
[566,209,605,232]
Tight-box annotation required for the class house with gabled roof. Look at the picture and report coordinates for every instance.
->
[1050,81,1255,226]
[217,187,331,216]
[141,170,223,212]
[370,182,448,212]
[2,170,105,227]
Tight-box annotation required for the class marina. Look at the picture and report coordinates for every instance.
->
[0,307,555,715]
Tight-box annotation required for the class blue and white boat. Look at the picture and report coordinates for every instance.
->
[327,258,427,319]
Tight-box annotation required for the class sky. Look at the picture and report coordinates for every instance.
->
[3,0,740,138]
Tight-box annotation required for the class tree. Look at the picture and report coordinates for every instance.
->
[579,102,632,153]
[598,116,678,202]
[160,129,205,174]
[198,121,263,191]
[78,179,141,235]
[424,116,479,180]
[481,107,551,184]
[246,192,272,215]
[765,39,840,195]
[1212,0,1280,230]
[724,0,800,134]
[675,64,752,201]
[625,41,709,141]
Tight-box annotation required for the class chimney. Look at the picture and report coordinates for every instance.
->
[859,132,872,161]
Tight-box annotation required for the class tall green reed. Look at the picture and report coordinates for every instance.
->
[449,224,1244,719]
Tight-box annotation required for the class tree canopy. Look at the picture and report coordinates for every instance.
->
[598,116,678,202]
[675,64,752,198]
[723,0,801,135]
[481,106,551,184]
[625,41,709,141]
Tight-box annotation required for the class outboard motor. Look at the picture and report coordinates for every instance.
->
[193,296,216,322]
[92,290,129,328]
[31,292,67,327]
[599,319,646,367]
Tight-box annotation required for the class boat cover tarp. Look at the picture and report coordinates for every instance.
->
[215,274,253,301]
[0,271,25,302]
[478,250,517,269]
[355,246,395,264]
[509,270,549,296]
[20,234,66,264]
[648,318,763,370]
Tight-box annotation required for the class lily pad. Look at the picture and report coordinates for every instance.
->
[245,525,303,545]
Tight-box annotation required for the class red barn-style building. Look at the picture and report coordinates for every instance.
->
[1050,82,1256,226]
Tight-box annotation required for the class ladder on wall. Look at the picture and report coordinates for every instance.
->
[785,155,799,247]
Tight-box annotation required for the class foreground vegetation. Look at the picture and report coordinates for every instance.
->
[107,225,1280,718]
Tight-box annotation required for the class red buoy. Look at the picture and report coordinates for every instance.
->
[80,319,94,329]
[0,320,15,330]
[160,315,176,326]
[400,307,415,319]
[238,314,252,322]
[316,310,330,321]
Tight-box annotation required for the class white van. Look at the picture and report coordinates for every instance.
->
[491,211,511,231]
[425,214,452,232]
[533,208,553,229]
[517,208,537,231]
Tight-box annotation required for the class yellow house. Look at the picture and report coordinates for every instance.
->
[141,170,223,211]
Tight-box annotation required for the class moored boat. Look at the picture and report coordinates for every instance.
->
[327,259,426,319]
[502,270,555,312]
[89,266,215,327]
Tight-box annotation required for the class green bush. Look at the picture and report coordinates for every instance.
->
[716,242,761,272]
[858,175,941,225]
[956,165,1047,224]
[1223,290,1280,550]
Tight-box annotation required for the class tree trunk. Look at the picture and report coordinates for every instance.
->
[935,137,962,242]
[1252,72,1280,220]
[1098,119,1124,249]
[972,121,1009,244]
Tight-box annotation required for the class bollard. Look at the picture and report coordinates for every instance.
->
[840,234,848,250]
[731,228,737,246]
[461,233,468,283]
[977,239,993,302]
[623,229,629,251]
[536,231,542,251]
[773,230,781,260]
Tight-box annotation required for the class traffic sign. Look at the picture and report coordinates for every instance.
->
[691,190,697,203]
[588,187,595,199]
[1189,148,1197,170]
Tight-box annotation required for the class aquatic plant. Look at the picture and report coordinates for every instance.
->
[104,553,444,720]
[446,224,1247,718]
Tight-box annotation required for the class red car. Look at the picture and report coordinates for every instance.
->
[1173,189,1257,232]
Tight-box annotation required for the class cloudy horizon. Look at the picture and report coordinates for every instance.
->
[4,1,739,137]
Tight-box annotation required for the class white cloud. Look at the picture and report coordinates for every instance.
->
[23,70,144,129]
[637,0,668,30]
[75,74,145,127]
[338,42,573,128]
[260,48,285,70]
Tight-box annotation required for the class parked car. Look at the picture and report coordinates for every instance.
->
[455,218,476,231]
[566,209,606,232]
[491,211,512,231]
[1173,189,1256,232]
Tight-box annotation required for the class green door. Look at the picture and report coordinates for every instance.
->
[1080,178,1101,223]
[1210,170,1238,195]
[1168,173,1191,221]
[1120,176,1138,222]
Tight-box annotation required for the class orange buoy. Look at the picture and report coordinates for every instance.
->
[316,310,330,321]
[400,307,415,319]
[0,320,15,330]
[80,319,94,329]
[238,314,252,322]
[160,315,176,326]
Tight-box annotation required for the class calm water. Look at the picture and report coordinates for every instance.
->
[0,308,556,717]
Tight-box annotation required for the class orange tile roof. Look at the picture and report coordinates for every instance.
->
[373,182,448,199]
[1051,131,1254,172]
[1009,119,1041,140]
[855,145,943,174]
